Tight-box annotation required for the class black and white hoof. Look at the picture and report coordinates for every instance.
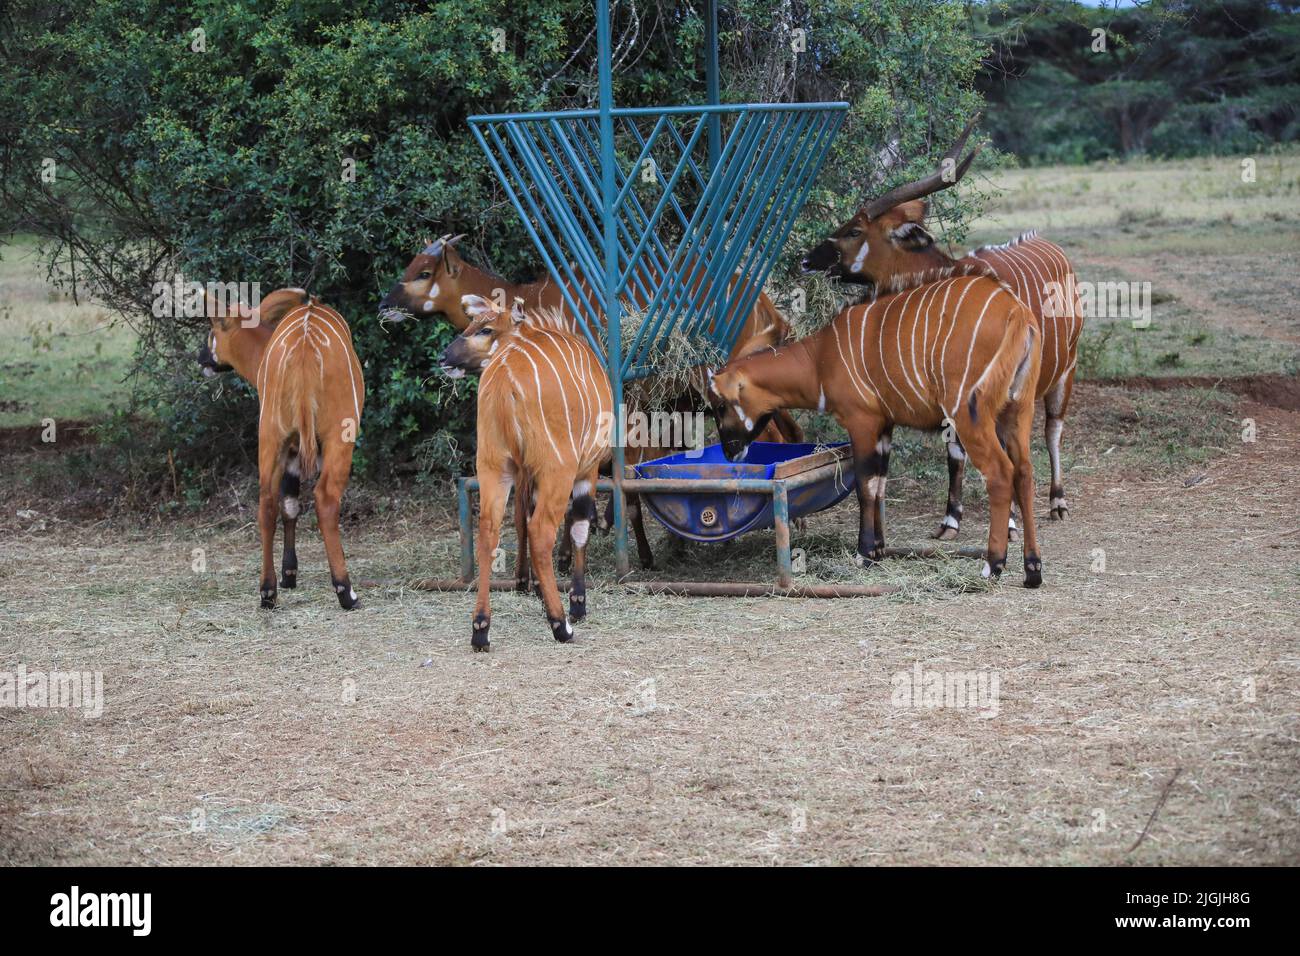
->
[932,507,962,541]
[568,592,587,622]
[549,616,575,643]
[1024,554,1043,589]
[1007,517,1021,543]
[557,554,573,575]
[471,614,491,652]
[853,547,884,570]
[514,576,532,594]
[981,556,1007,581]
[259,581,277,610]
[333,577,359,611]
[1049,493,1069,521]
[279,566,297,590]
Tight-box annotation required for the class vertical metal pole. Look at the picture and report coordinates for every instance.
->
[773,482,793,589]
[705,0,721,171]
[703,0,724,337]
[598,0,629,578]
[458,477,474,584]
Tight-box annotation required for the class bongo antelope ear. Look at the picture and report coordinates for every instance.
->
[443,244,463,277]
[889,220,935,251]
[461,294,493,317]
[510,297,527,324]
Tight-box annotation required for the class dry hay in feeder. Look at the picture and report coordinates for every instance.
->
[784,270,870,340]
[614,306,728,412]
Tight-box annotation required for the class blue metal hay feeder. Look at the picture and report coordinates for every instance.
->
[466,0,847,581]
[633,442,853,543]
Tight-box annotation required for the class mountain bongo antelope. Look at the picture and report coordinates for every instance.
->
[441,297,612,651]
[708,265,1043,587]
[197,288,365,610]
[378,235,804,570]
[802,119,1082,539]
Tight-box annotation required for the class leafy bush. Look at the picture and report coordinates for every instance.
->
[0,0,991,499]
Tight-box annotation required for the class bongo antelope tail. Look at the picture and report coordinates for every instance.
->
[378,234,804,571]
[441,297,612,651]
[707,264,1044,588]
[802,117,1082,539]
[197,288,365,610]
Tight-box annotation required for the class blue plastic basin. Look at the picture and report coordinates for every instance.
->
[632,442,853,543]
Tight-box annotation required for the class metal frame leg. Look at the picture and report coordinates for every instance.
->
[458,477,474,584]
[773,481,793,588]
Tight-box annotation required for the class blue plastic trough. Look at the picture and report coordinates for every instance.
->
[632,442,853,543]
[447,440,891,593]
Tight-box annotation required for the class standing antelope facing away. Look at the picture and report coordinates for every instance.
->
[802,117,1082,539]
[378,234,804,571]
[197,288,365,610]
[441,296,611,651]
[707,264,1044,587]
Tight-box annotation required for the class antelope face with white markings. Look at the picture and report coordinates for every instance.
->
[802,117,983,289]
[197,287,311,381]
[801,200,939,290]
[378,234,468,326]
[439,295,526,378]
[706,368,776,463]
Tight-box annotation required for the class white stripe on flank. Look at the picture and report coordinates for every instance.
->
[953,286,1005,414]
[892,284,928,411]
[927,278,959,386]
[510,342,568,463]
[831,319,876,411]
[937,279,979,384]
[876,289,916,415]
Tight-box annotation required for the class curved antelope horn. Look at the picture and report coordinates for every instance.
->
[422,233,466,256]
[862,114,983,220]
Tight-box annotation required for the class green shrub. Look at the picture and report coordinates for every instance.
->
[1,0,992,498]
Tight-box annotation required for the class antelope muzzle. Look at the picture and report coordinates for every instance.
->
[437,337,474,379]
[196,335,231,378]
[800,239,843,276]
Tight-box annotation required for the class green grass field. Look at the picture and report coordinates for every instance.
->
[0,236,135,429]
[967,150,1300,254]
[964,150,1300,381]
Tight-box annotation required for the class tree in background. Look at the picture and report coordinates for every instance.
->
[977,0,1300,163]
[0,0,989,496]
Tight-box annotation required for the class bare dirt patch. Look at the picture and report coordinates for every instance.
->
[1099,373,1300,413]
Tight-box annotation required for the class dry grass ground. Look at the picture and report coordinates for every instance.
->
[1,156,1298,865]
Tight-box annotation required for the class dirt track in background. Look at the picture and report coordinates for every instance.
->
[1100,373,1300,413]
